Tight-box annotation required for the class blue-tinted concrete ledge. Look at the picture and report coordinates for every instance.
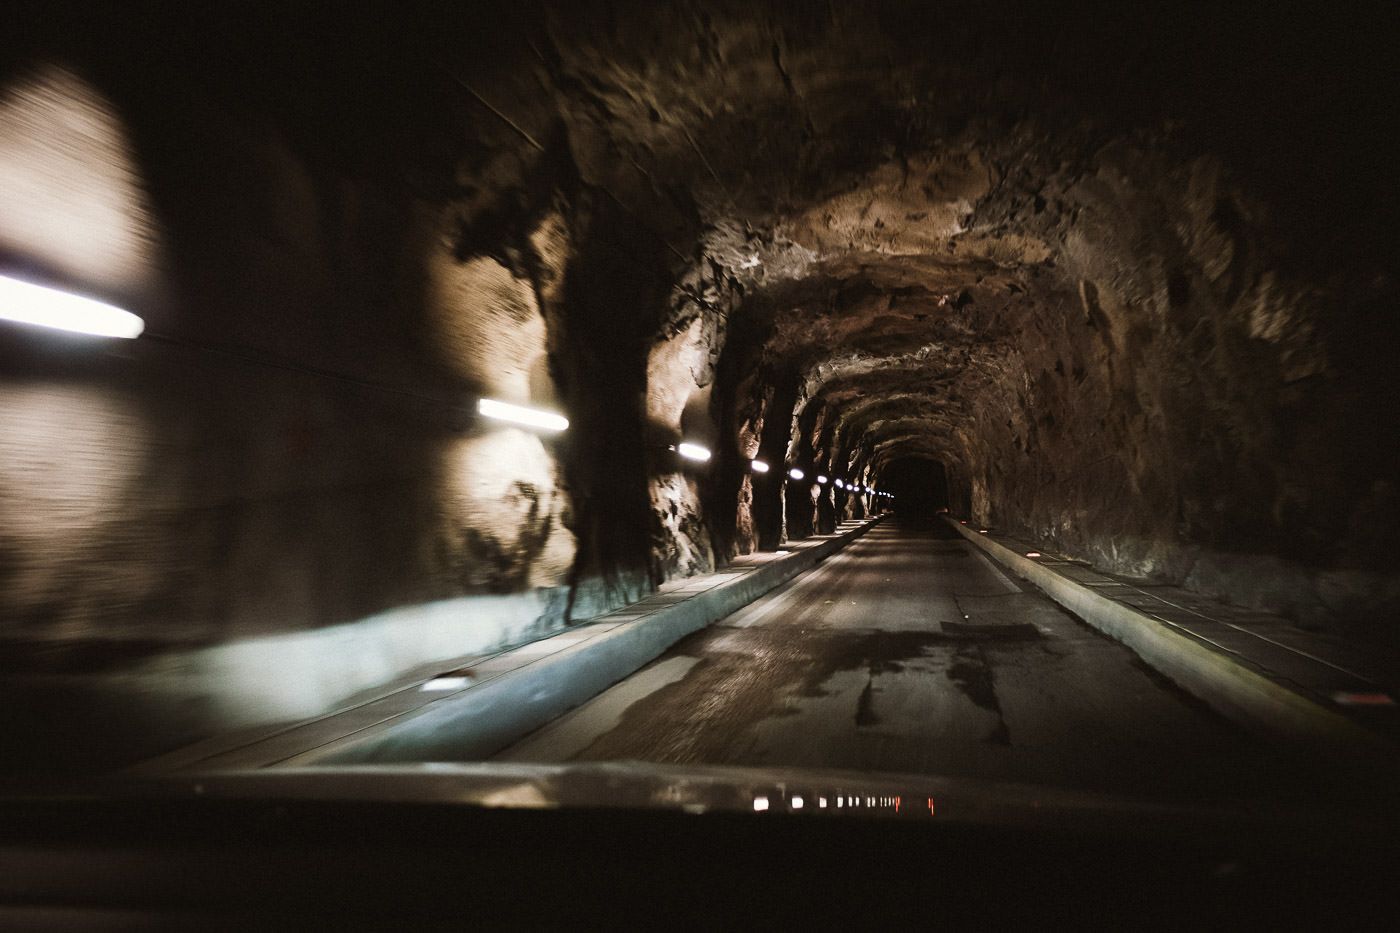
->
[133,517,883,772]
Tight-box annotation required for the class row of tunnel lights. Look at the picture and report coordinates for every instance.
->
[674,442,892,498]
[0,275,880,501]
[473,404,893,499]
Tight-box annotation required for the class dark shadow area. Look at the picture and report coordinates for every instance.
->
[883,456,948,520]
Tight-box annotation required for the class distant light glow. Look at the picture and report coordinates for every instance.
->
[1026,551,1042,558]
[0,274,144,338]
[791,796,804,809]
[816,475,828,484]
[1332,692,1396,706]
[676,442,711,462]
[979,529,989,534]
[818,797,828,808]
[421,676,470,692]
[753,796,770,812]
[834,479,845,488]
[788,467,804,481]
[750,459,769,473]
[477,398,568,432]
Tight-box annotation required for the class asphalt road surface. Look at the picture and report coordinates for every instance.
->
[496,519,1320,801]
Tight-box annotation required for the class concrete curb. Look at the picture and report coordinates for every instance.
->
[264,517,885,766]
[947,518,1394,759]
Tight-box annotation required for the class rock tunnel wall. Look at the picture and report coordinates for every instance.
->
[2,2,1398,766]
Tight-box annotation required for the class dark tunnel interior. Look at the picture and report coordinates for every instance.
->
[883,457,949,519]
[0,0,1397,789]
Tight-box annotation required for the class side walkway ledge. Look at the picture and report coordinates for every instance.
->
[146,517,884,771]
[946,517,1396,760]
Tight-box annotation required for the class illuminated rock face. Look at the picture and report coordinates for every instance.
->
[1,3,1398,762]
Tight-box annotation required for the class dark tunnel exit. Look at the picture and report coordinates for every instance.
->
[881,457,949,520]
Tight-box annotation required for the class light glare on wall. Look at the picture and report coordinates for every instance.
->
[676,442,711,462]
[750,459,769,473]
[0,274,144,338]
[477,398,569,432]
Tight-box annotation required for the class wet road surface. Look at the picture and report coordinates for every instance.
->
[495,520,1320,800]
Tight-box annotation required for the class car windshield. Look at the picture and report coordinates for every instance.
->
[2,3,1399,923]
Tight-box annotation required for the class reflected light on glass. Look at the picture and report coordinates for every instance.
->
[750,459,769,473]
[477,398,569,432]
[788,467,804,481]
[0,274,143,338]
[421,676,470,691]
[676,442,711,462]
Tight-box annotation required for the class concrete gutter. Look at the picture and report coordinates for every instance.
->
[143,517,883,771]
[947,517,1395,759]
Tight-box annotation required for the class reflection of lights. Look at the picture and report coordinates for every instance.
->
[0,274,144,338]
[788,467,804,481]
[816,475,828,484]
[753,796,769,812]
[676,442,711,462]
[477,398,568,432]
[750,459,769,473]
[421,676,470,691]
[1332,692,1397,706]
[979,529,989,534]
[791,796,804,809]
[1026,551,1042,558]
[959,520,967,524]
[928,797,936,815]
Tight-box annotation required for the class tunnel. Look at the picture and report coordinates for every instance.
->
[2,0,1399,843]
[883,457,949,520]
